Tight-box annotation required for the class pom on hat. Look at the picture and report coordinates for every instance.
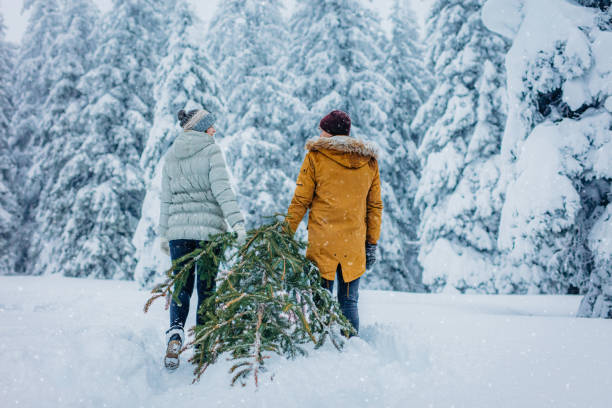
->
[177,109,216,132]
[177,109,198,128]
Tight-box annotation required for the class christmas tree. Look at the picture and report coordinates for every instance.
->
[145,217,354,386]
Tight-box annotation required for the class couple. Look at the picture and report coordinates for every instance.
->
[159,108,383,370]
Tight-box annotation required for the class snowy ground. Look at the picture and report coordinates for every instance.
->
[0,276,610,408]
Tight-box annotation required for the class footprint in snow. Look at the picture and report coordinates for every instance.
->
[359,323,431,372]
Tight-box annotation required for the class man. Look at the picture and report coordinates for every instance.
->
[287,110,383,335]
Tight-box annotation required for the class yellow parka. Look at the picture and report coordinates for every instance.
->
[287,136,383,282]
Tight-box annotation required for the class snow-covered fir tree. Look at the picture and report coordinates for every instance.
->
[207,0,309,229]
[134,0,225,288]
[9,0,61,156]
[20,0,100,276]
[385,0,432,134]
[0,14,19,274]
[482,0,612,304]
[411,0,510,293]
[289,0,423,290]
[382,0,433,290]
[47,0,169,279]
[0,14,14,140]
[577,0,612,319]
[9,0,62,273]
[576,0,611,9]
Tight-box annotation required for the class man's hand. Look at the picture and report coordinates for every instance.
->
[365,243,377,269]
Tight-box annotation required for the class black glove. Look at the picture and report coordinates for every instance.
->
[365,243,377,269]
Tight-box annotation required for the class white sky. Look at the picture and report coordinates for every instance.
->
[0,0,432,44]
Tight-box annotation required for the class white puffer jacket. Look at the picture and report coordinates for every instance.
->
[159,130,244,241]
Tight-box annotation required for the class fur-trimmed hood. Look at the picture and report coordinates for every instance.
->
[305,136,379,169]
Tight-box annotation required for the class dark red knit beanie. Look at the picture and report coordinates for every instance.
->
[319,110,351,136]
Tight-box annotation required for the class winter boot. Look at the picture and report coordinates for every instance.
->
[164,327,185,370]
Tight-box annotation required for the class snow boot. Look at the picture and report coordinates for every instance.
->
[164,327,185,370]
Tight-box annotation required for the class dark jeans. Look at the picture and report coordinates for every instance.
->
[322,264,360,334]
[168,239,219,331]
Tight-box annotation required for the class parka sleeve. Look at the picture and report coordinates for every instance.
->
[286,153,316,234]
[159,162,171,239]
[208,144,245,229]
[366,159,383,244]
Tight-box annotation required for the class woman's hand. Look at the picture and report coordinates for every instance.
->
[160,239,170,256]
[234,223,247,246]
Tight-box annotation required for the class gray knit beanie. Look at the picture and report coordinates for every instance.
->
[177,109,217,132]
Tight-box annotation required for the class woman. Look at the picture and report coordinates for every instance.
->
[286,110,383,336]
[159,108,246,370]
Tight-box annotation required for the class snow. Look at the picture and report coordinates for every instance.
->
[498,114,612,292]
[420,238,496,294]
[606,96,612,112]
[588,31,612,102]
[491,0,597,167]
[1,275,610,407]
[0,206,11,224]
[504,0,593,96]
[589,203,612,266]
[502,122,580,219]
[563,78,592,111]
[481,0,524,39]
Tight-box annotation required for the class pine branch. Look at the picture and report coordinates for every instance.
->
[143,231,237,313]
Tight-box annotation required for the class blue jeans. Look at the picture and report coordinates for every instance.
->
[322,264,360,334]
[168,239,219,331]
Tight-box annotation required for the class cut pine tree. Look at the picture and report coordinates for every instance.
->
[145,216,354,386]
